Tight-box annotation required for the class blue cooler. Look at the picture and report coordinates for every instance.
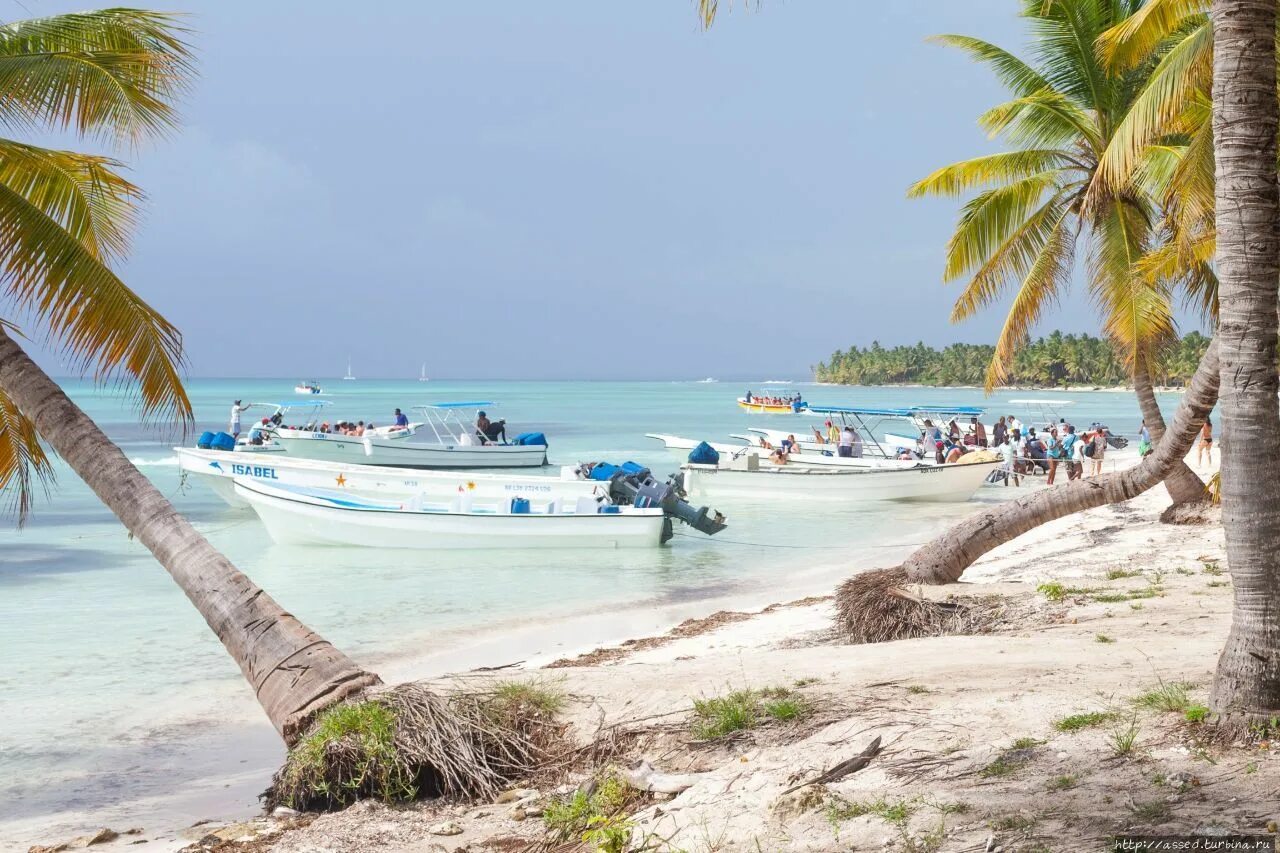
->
[210,432,236,452]
[599,505,621,514]
[196,431,215,449]
[510,497,530,514]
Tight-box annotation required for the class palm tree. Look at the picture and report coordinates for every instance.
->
[907,0,1206,506]
[0,10,377,742]
[1206,0,1280,728]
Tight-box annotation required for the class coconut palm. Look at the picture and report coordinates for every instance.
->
[907,0,1206,506]
[0,10,377,742]
[1206,0,1280,728]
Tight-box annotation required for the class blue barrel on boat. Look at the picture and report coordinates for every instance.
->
[599,505,621,514]
[510,497,530,514]
[197,431,215,449]
[513,432,547,446]
[210,432,235,452]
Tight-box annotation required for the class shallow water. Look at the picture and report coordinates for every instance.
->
[0,378,1173,841]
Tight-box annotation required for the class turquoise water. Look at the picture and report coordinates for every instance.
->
[0,378,1175,842]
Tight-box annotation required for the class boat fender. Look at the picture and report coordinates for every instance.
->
[363,437,373,457]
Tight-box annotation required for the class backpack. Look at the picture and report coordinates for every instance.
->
[1083,440,1096,458]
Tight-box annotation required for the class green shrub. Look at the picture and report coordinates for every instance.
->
[1054,711,1117,732]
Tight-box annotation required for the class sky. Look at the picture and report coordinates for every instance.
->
[13,0,1189,380]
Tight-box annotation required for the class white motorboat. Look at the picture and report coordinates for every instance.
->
[176,446,603,509]
[294,380,323,394]
[235,479,666,550]
[679,454,998,502]
[265,401,548,469]
[647,433,915,470]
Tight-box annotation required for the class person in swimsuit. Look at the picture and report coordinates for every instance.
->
[1198,418,1213,469]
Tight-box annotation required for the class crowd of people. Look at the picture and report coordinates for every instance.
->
[974,415,1117,486]
[228,401,415,442]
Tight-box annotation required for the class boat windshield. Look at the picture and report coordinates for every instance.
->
[413,401,497,444]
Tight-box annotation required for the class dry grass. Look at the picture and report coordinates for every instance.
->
[834,567,1012,644]
[265,681,564,811]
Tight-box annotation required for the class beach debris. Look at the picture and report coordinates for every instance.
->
[495,787,538,803]
[28,827,121,852]
[271,805,299,818]
[428,820,463,836]
[622,759,702,794]
[509,805,528,821]
[777,735,883,796]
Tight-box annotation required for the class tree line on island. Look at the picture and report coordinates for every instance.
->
[814,331,1211,388]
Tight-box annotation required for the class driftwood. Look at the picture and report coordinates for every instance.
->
[778,735,883,796]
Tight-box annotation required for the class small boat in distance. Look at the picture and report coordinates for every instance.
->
[294,380,323,394]
[342,358,356,381]
[697,377,718,383]
[738,390,806,414]
[419,362,429,382]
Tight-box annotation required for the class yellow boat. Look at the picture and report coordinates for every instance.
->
[737,395,806,414]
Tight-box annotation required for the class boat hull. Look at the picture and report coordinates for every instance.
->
[176,447,593,508]
[235,480,664,549]
[737,399,803,414]
[269,433,548,468]
[680,460,998,502]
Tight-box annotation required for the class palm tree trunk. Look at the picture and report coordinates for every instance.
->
[902,340,1219,584]
[1133,359,1206,506]
[0,329,380,743]
[1209,0,1280,725]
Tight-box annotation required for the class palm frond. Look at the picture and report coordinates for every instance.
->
[929,34,1052,98]
[950,190,1073,321]
[1089,199,1174,366]
[1097,0,1208,70]
[0,137,141,262]
[943,172,1063,281]
[1093,20,1211,191]
[1028,0,1115,122]
[908,149,1074,198]
[0,9,193,142]
[984,213,1077,390]
[0,179,190,423]
[979,89,1102,149]
[0,387,53,526]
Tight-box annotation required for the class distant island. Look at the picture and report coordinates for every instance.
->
[813,331,1210,388]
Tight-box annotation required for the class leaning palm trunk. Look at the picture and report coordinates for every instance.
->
[837,342,1218,639]
[1133,360,1207,506]
[0,329,380,743]
[1208,0,1280,726]
[900,341,1219,585]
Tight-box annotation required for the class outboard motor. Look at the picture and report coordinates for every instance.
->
[577,461,728,539]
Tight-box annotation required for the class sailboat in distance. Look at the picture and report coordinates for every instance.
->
[343,357,356,381]
[419,362,429,382]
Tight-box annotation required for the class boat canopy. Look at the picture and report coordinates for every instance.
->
[805,404,913,417]
[416,401,495,410]
[908,405,986,417]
